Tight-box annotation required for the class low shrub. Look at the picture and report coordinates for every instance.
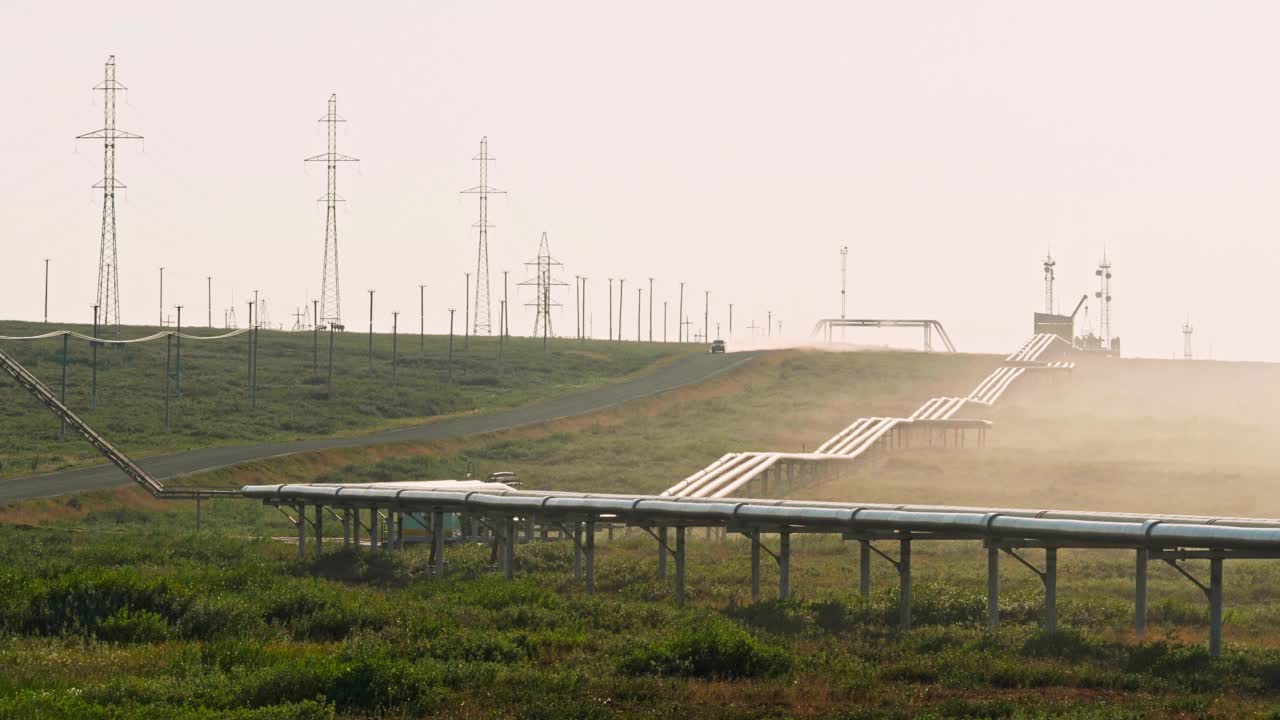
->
[619,620,792,679]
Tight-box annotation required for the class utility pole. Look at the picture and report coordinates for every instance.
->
[460,137,506,336]
[648,277,654,342]
[43,259,50,323]
[581,277,587,341]
[704,291,709,343]
[207,276,213,328]
[158,267,164,326]
[327,324,335,399]
[678,282,685,342]
[447,309,456,381]
[464,273,470,350]
[637,287,642,342]
[418,284,426,353]
[575,275,581,340]
[664,301,668,342]
[368,289,375,370]
[729,304,733,337]
[617,278,625,341]
[608,278,614,341]
[519,232,565,347]
[768,310,773,338]
[503,270,510,338]
[391,311,399,385]
[312,299,320,375]
[175,305,183,401]
[90,305,99,411]
[306,94,358,329]
[78,56,142,337]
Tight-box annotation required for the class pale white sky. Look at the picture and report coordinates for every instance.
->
[2,1,1278,359]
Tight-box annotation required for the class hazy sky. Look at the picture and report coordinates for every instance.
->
[3,1,1279,359]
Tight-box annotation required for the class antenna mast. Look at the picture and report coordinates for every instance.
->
[305,94,358,330]
[461,137,506,335]
[77,56,142,335]
[840,246,848,319]
[1182,318,1194,360]
[1094,253,1113,346]
[1043,250,1056,314]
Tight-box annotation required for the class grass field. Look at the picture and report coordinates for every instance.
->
[6,347,1280,717]
[0,320,696,481]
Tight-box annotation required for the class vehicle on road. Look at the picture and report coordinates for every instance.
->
[710,339,726,354]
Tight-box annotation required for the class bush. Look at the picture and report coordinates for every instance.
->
[619,620,792,679]
[96,608,171,644]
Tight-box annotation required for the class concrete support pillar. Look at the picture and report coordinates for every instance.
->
[1135,548,1148,639]
[314,505,324,555]
[987,545,999,628]
[1209,557,1223,657]
[585,521,596,594]
[296,505,306,559]
[1044,547,1058,633]
[859,540,871,598]
[779,532,791,600]
[432,510,445,576]
[751,529,761,603]
[675,526,687,607]
[657,527,668,579]
[898,538,912,631]
[572,522,583,580]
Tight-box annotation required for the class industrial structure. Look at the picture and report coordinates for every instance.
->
[811,318,956,352]
[518,232,566,342]
[305,94,359,330]
[78,56,142,336]
[1183,318,1194,360]
[461,137,505,336]
[1043,250,1055,313]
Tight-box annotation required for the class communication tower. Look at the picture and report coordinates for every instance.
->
[1094,253,1113,346]
[1182,318,1194,360]
[1043,250,1056,313]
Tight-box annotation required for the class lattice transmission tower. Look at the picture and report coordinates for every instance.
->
[519,232,566,345]
[461,137,505,335]
[305,94,358,329]
[1095,253,1113,345]
[77,56,142,335]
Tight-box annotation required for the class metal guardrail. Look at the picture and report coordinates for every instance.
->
[0,346,236,501]
[242,483,1280,656]
[664,333,1073,499]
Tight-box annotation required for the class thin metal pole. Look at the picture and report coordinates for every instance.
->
[648,277,653,342]
[391,311,399,386]
[251,315,259,408]
[608,279,614,341]
[1135,548,1148,639]
[678,282,684,342]
[675,526,686,606]
[618,279,625,341]
[59,332,68,439]
[1209,557,1223,657]
[658,526,668,579]
[296,505,306,558]
[312,299,319,375]
[1044,547,1058,633]
[585,521,596,594]
[163,333,171,432]
[246,302,253,399]
[859,540,871,598]
[326,325,335,399]
[367,290,374,370]
[899,539,912,631]
[175,306,183,401]
[90,306,99,412]
[464,273,470,350]
[779,532,791,600]
[498,300,505,373]
[448,309,456,381]
[987,544,999,628]
[751,529,761,602]
[43,259,50,324]
[419,284,426,353]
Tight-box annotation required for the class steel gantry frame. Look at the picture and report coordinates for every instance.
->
[243,482,1280,657]
[811,318,957,352]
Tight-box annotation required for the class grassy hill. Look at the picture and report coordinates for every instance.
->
[6,349,1280,717]
[0,319,696,480]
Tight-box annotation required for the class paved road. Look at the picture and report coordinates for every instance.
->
[0,351,755,503]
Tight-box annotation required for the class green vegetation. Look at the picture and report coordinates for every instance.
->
[4,529,1280,718]
[0,320,694,480]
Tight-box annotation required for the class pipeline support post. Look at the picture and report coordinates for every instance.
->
[572,522,583,580]
[296,505,306,558]
[314,505,324,555]
[658,526,668,579]
[585,520,596,594]
[859,540,871,598]
[899,538,912,631]
[1209,557,1223,657]
[987,544,1000,628]
[1135,548,1148,638]
[1045,547,1058,633]
[751,529,762,602]
[432,510,445,576]
[779,532,791,600]
[342,509,351,548]
[675,526,687,607]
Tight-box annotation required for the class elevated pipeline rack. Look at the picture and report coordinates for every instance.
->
[811,318,957,352]
[0,346,238,501]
